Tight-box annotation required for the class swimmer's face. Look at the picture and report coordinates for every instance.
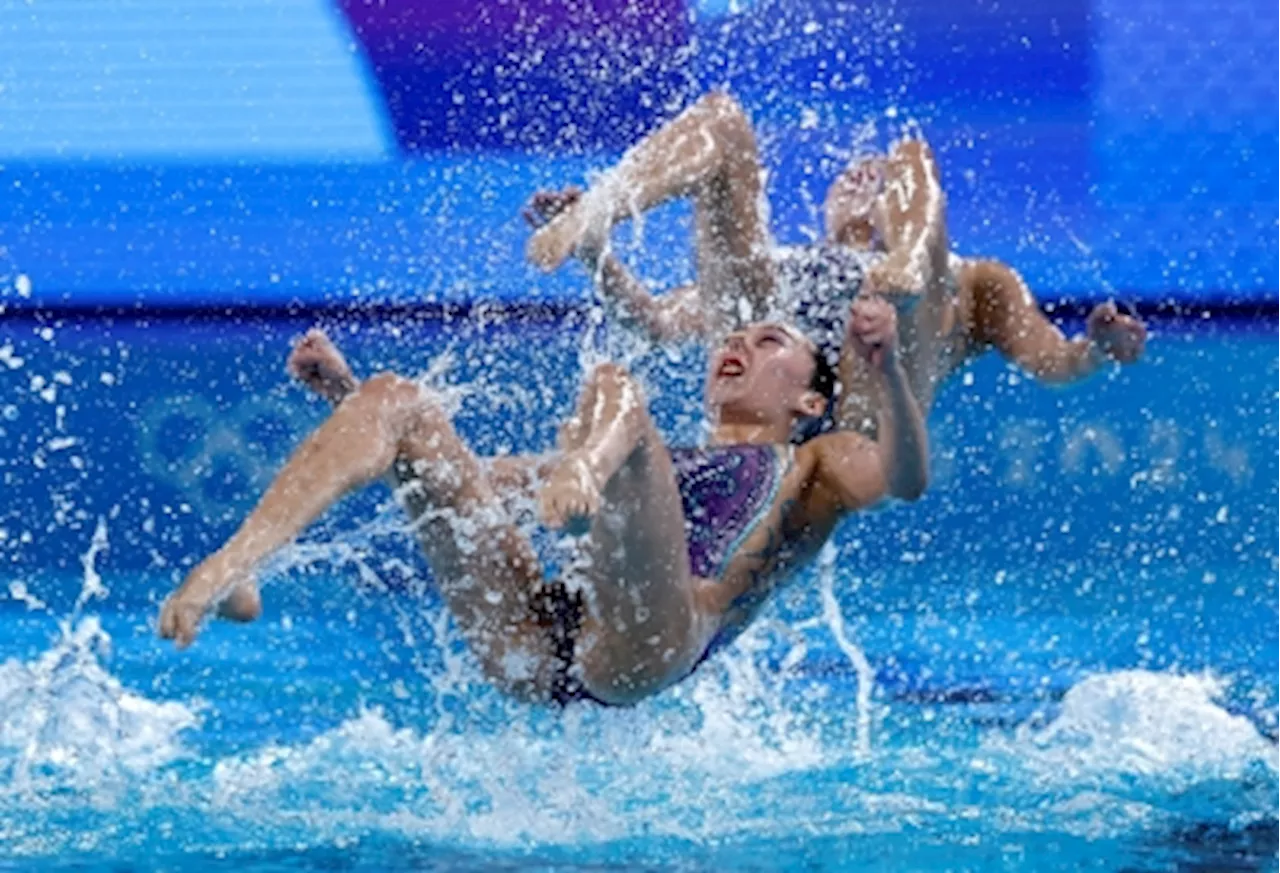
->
[824,159,881,250]
[706,322,826,427]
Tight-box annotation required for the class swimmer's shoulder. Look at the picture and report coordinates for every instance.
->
[789,429,884,517]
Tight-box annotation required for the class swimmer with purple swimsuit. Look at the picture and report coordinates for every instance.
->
[159,294,927,706]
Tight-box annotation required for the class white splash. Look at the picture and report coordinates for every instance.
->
[0,523,200,791]
[815,541,875,759]
[1007,670,1277,790]
[209,662,834,851]
[0,616,198,786]
[73,516,110,615]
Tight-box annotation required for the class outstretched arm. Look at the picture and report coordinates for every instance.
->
[814,297,929,509]
[963,260,1146,385]
[524,188,710,344]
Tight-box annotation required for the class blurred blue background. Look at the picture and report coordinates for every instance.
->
[1,0,1276,308]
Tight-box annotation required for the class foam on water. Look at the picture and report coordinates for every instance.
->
[1013,670,1276,787]
[188,664,1279,855]
[0,617,198,782]
[1,595,1276,862]
[206,618,839,849]
[0,527,1275,863]
[0,525,202,856]
[977,669,1279,838]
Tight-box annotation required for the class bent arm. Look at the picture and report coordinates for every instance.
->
[816,356,929,509]
[965,260,1106,385]
[875,357,929,500]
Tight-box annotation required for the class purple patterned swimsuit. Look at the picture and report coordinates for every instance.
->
[670,444,786,580]
[543,444,787,705]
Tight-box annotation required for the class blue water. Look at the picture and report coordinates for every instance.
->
[0,315,1276,871]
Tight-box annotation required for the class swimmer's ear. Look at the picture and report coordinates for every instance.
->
[797,390,827,421]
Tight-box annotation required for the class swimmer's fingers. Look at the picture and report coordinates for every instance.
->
[848,297,898,344]
[286,328,330,376]
[1108,317,1146,364]
[1086,300,1120,329]
[847,297,899,368]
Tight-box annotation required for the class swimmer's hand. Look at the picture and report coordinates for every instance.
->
[159,557,262,649]
[1086,302,1146,365]
[847,296,899,371]
[537,453,600,535]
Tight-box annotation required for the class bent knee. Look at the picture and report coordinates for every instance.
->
[359,371,416,401]
[698,90,757,157]
[699,89,746,121]
[351,371,432,427]
[888,137,938,174]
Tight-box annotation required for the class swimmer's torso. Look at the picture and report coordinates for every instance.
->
[681,439,839,661]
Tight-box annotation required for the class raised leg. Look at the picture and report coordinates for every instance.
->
[839,138,954,433]
[285,328,551,504]
[539,363,705,705]
[527,90,776,327]
[159,371,558,700]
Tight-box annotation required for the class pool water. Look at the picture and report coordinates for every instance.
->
[0,314,1276,871]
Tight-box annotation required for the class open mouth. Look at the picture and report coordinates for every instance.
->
[717,356,745,378]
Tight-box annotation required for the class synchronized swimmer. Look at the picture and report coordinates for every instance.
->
[161,298,925,705]
[159,90,1146,707]
[525,90,1145,436]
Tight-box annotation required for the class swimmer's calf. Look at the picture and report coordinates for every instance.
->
[159,329,362,648]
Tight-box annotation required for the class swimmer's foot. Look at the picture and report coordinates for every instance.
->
[861,254,925,313]
[537,453,601,535]
[525,191,611,271]
[288,329,358,405]
[159,554,262,649]
[827,156,883,250]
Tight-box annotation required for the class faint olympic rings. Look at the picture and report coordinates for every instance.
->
[137,394,310,518]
